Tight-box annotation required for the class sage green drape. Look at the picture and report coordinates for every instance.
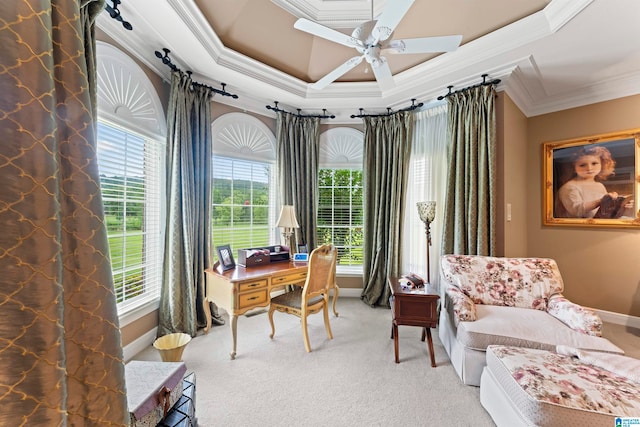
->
[276,112,320,250]
[361,112,414,307]
[159,72,214,337]
[0,1,128,425]
[442,85,497,256]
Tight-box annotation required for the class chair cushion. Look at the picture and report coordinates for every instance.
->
[271,288,324,309]
[441,255,564,310]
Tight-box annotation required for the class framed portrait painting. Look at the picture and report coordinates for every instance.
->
[216,244,235,271]
[543,128,640,228]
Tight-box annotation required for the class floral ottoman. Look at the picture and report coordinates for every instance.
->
[480,345,640,426]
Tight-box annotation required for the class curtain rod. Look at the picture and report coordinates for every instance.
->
[154,48,239,99]
[105,0,132,30]
[350,99,424,119]
[437,74,500,100]
[266,101,335,119]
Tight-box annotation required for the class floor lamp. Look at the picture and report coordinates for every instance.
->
[276,205,299,249]
[416,201,436,284]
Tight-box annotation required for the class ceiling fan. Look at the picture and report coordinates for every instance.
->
[294,0,462,91]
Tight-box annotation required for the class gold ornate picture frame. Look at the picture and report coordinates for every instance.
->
[543,129,640,228]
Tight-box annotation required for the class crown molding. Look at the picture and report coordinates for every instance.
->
[96,0,620,122]
[270,0,386,29]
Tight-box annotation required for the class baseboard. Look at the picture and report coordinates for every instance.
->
[123,326,157,362]
[337,288,362,298]
[596,309,640,329]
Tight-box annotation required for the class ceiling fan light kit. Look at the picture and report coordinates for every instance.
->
[294,0,462,91]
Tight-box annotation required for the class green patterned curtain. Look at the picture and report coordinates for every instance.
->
[0,1,128,425]
[276,112,320,250]
[159,72,214,337]
[361,112,414,307]
[442,85,497,256]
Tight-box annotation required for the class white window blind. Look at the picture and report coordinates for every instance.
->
[317,168,364,266]
[211,156,273,256]
[96,121,164,314]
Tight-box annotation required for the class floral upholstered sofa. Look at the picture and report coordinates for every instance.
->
[438,255,624,386]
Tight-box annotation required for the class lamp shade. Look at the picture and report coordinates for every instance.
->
[416,201,436,224]
[276,205,299,228]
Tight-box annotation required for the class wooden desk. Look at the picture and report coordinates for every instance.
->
[388,277,440,367]
[204,261,339,359]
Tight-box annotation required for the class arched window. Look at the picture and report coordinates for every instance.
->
[211,113,277,255]
[95,41,166,321]
[318,127,364,271]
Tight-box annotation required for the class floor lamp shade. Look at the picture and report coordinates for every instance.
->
[416,201,436,284]
[417,201,436,225]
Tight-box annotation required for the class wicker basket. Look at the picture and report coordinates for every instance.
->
[153,333,192,362]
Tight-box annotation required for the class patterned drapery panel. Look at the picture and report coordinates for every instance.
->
[276,112,320,250]
[442,85,497,256]
[0,1,128,425]
[159,71,214,337]
[361,112,414,307]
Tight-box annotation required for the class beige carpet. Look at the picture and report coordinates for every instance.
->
[133,298,496,426]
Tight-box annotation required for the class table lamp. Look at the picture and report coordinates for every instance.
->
[416,201,436,284]
[276,205,299,248]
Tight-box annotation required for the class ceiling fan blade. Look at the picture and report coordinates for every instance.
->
[294,18,361,49]
[371,0,415,43]
[372,58,394,92]
[384,35,463,54]
[310,55,364,90]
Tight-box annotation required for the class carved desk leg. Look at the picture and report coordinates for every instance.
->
[229,314,238,360]
[203,296,212,333]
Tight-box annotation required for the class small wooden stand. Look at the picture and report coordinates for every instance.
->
[388,276,440,367]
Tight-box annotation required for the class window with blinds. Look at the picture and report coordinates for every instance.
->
[212,156,272,256]
[317,168,364,266]
[96,121,164,314]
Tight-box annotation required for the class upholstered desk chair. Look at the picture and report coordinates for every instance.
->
[268,244,337,352]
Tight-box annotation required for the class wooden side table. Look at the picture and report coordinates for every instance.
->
[388,276,440,367]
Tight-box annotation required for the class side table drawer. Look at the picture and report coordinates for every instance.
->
[272,271,307,286]
[238,279,268,292]
[238,289,268,309]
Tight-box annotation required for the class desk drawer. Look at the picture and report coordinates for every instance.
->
[272,271,307,286]
[238,279,268,292]
[238,290,268,309]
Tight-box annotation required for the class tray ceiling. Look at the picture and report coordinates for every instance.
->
[97,0,640,122]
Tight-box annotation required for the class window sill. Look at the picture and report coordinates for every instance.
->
[336,265,362,277]
[118,298,160,328]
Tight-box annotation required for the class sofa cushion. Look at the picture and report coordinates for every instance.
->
[444,285,477,323]
[547,294,603,336]
[456,305,623,354]
[441,255,564,310]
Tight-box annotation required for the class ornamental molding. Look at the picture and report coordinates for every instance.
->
[211,113,276,161]
[96,41,166,139]
[319,127,363,168]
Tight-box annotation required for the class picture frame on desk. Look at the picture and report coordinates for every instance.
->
[216,245,235,271]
